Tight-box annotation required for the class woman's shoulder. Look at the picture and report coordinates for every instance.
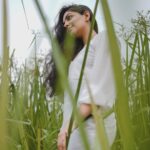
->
[97,30,108,40]
[91,30,108,47]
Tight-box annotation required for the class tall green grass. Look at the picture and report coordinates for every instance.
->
[0,0,8,149]
[6,55,63,150]
[123,11,150,149]
[101,0,136,149]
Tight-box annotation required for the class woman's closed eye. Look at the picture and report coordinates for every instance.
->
[66,15,73,21]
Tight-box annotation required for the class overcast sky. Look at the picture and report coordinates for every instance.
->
[0,0,150,63]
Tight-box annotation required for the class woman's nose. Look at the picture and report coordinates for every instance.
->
[64,21,69,28]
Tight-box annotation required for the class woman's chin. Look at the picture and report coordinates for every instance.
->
[67,29,78,38]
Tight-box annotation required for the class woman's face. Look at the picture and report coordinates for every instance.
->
[63,10,90,37]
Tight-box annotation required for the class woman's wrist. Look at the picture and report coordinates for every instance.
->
[61,120,78,133]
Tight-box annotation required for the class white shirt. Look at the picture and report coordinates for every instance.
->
[61,30,117,149]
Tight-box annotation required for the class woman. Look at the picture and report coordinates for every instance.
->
[46,4,117,150]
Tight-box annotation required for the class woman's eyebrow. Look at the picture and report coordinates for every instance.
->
[63,13,72,23]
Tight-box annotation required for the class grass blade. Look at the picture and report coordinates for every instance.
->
[0,0,8,149]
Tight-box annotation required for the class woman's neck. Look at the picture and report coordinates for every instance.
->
[82,26,97,45]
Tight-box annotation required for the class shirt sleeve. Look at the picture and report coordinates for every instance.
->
[78,31,116,108]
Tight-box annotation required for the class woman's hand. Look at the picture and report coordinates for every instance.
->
[57,128,68,150]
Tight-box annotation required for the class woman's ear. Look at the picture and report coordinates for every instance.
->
[83,11,90,22]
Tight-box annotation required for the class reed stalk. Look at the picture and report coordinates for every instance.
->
[0,0,8,149]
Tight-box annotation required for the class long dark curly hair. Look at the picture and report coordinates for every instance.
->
[44,4,98,97]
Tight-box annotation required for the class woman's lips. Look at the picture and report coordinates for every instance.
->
[67,26,72,32]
